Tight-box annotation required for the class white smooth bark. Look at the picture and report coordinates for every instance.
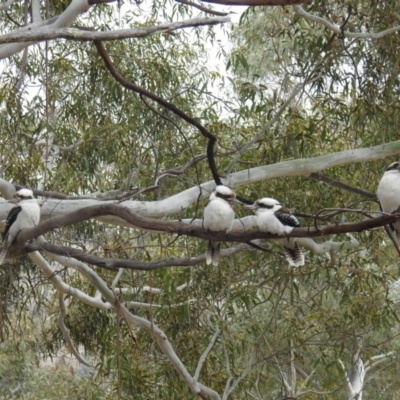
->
[31,0,42,22]
[8,140,396,221]
[1,140,396,228]
[54,250,221,399]
[0,0,90,59]
[0,17,231,45]
[31,243,221,398]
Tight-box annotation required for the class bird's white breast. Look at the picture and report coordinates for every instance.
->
[377,170,400,214]
[7,201,41,246]
[203,198,234,232]
[256,209,293,236]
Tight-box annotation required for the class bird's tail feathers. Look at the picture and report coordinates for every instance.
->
[0,247,7,266]
[284,242,305,267]
[206,241,220,266]
[206,241,212,265]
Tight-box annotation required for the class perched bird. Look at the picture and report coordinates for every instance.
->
[203,185,236,266]
[0,189,41,265]
[246,197,304,267]
[377,161,400,241]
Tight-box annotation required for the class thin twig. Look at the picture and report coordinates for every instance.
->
[176,0,229,16]
[57,292,93,367]
[309,172,376,200]
[194,326,220,381]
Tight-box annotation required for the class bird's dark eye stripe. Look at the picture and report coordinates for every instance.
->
[387,162,400,171]
[259,204,274,209]
[216,192,234,200]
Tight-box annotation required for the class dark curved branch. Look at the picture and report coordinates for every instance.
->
[206,138,221,185]
[159,153,208,176]
[93,41,222,186]
[17,204,400,243]
[24,242,251,271]
[10,203,400,260]
[384,225,400,257]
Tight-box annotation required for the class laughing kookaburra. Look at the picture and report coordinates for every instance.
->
[247,197,304,267]
[0,189,40,265]
[377,161,400,241]
[203,185,236,266]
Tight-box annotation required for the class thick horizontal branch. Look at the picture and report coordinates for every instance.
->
[230,140,400,187]
[0,17,230,44]
[20,205,399,242]
[14,204,397,244]
[4,139,394,224]
[8,204,399,264]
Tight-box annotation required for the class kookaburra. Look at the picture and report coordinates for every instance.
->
[203,185,236,266]
[0,189,40,265]
[377,161,400,241]
[246,197,304,267]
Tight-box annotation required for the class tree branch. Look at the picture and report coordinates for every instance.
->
[176,0,229,16]
[32,244,221,399]
[57,292,93,368]
[0,17,231,44]
[1,141,396,223]
[28,250,110,310]
[309,172,377,200]
[225,73,322,174]
[24,241,251,271]
[94,39,240,196]
[229,140,400,187]
[194,326,220,382]
[12,203,399,247]
[60,252,222,399]
[4,202,397,268]
[0,0,91,59]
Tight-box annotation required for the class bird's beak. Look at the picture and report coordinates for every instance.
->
[243,204,257,209]
[230,198,244,204]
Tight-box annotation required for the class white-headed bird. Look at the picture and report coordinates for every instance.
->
[377,161,400,242]
[203,185,236,266]
[246,197,304,267]
[0,188,40,265]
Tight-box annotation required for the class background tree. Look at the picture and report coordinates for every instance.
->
[0,0,400,399]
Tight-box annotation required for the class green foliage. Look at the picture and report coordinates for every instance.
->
[2,0,400,398]
[0,342,106,399]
